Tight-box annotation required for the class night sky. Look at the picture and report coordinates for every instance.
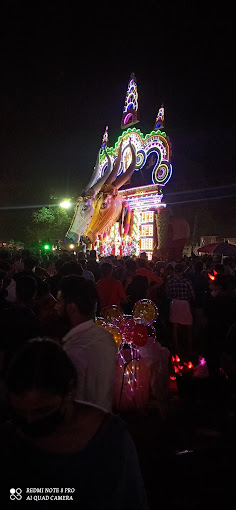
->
[1,4,235,239]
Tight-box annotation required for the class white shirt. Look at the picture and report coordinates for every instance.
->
[62,320,117,411]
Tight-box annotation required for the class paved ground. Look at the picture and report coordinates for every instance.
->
[121,377,236,509]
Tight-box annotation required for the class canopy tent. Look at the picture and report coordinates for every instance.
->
[198,241,236,256]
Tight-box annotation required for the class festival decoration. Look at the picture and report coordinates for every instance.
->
[86,140,136,243]
[65,73,190,259]
[133,299,158,325]
[113,349,149,412]
[121,73,140,129]
[97,127,172,187]
[65,148,113,243]
[101,125,109,149]
[154,104,164,130]
[95,300,170,412]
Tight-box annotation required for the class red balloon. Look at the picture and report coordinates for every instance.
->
[132,323,148,347]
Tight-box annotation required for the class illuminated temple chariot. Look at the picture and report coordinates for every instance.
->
[66,74,188,260]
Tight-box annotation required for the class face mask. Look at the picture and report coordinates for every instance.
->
[11,405,65,438]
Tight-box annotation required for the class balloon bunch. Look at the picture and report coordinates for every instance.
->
[96,299,158,349]
[96,300,158,412]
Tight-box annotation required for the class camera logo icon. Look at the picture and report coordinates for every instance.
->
[10,488,22,500]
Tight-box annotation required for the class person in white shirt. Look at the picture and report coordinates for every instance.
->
[58,275,117,411]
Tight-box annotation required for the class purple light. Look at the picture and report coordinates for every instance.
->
[124,113,133,125]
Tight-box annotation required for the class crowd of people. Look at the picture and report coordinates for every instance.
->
[0,246,236,507]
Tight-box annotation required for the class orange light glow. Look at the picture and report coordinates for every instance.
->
[208,273,215,281]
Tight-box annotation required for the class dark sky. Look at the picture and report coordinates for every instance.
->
[1,4,235,238]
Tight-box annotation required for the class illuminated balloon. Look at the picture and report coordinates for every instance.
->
[131,323,148,347]
[133,299,158,325]
[102,305,123,323]
[104,324,122,348]
[119,315,136,343]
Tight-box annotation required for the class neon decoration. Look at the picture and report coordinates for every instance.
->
[154,104,164,130]
[97,127,171,187]
[66,73,174,258]
[101,125,109,149]
[121,73,140,129]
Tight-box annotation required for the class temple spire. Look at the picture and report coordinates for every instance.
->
[121,73,140,129]
[154,104,164,130]
[101,125,109,149]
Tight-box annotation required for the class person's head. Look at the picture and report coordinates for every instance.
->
[100,262,113,278]
[175,263,185,276]
[23,257,38,272]
[165,264,174,277]
[125,259,137,275]
[90,250,97,260]
[58,275,98,327]
[155,261,165,276]
[77,252,86,262]
[55,258,65,274]
[140,251,147,261]
[79,258,87,269]
[6,338,77,438]
[60,261,83,277]
[16,275,38,305]
[137,258,147,269]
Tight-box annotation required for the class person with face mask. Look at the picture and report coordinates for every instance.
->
[0,338,149,509]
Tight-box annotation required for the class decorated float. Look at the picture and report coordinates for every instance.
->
[66,73,189,260]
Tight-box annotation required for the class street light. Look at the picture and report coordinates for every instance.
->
[60,199,71,209]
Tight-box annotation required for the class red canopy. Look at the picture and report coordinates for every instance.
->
[197,243,219,254]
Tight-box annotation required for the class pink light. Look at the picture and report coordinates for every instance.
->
[124,113,133,125]
[199,357,206,366]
